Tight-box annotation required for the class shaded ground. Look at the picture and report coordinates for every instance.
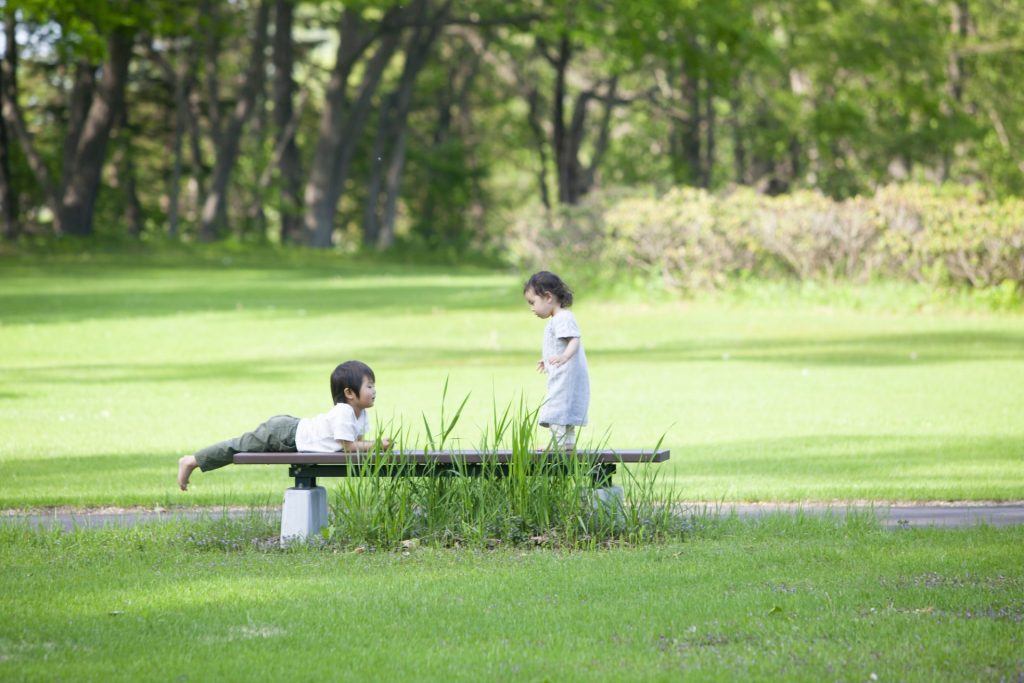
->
[5,502,1024,531]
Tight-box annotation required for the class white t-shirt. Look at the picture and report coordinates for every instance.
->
[295,403,369,452]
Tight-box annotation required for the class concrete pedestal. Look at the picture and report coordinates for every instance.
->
[280,486,329,543]
[590,485,625,525]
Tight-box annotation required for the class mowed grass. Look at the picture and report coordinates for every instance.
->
[1,515,1022,681]
[1,250,1023,507]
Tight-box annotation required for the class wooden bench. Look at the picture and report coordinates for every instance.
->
[234,448,670,542]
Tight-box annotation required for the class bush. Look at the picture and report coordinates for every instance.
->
[509,184,1024,294]
[324,394,685,551]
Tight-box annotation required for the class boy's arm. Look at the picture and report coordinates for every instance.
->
[547,337,580,368]
[339,437,392,452]
[333,411,391,452]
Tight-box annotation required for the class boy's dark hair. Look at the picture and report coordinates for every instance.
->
[330,360,375,405]
[524,271,573,307]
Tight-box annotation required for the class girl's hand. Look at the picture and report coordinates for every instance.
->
[536,360,546,373]
[547,354,566,368]
[380,437,392,450]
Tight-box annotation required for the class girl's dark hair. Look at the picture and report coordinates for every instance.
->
[524,271,574,307]
[330,360,375,405]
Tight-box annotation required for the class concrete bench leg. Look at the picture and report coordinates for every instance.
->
[590,485,625,525]
[280,486,329,543]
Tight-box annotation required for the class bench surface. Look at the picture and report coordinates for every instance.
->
[234,449,669,465]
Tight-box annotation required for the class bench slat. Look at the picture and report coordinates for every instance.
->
[234,449,669,465]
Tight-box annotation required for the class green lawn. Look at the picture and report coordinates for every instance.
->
[2,250,1022,681]
[1,515,1021,681]
[1,250,1023,507]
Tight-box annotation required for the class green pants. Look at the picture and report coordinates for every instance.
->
[194,415,299,472]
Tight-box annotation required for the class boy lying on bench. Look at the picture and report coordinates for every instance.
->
[177,360,390,490]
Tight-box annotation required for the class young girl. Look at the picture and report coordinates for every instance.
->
[523,271,590,449]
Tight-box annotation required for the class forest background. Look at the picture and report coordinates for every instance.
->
[0,0,1022,295]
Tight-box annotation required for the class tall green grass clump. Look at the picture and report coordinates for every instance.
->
[325,387,684,550]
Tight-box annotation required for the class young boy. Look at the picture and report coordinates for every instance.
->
[177,360,390,490]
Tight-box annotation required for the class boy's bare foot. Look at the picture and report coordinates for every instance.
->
[178,455,198,491]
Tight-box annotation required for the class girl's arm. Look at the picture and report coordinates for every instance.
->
[547,337,580,368]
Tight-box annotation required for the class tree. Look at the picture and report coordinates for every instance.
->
[2,2,141,236]
[364,0,451,248]
[0,11,17,239]
[270,0,305,243]
[303,4,407,247]
[198,0,271,240]
[529,2,632,205]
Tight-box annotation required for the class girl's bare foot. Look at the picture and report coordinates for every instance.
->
[178,455,198,491]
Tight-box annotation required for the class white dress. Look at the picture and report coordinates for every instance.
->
[539,310,590,427]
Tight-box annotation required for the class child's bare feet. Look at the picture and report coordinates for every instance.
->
[178,455,198,491]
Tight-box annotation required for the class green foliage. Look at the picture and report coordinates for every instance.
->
[326,393,684,550]
[5,0,1024,244]
[510,183,1024,294]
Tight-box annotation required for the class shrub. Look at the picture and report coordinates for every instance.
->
[509,184,1024,294]
[324,394,685,551]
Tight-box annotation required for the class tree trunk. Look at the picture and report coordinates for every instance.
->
[113,109,144,237]
[167,70,187,238]
[187,87,206,222]
[272,0,305,243]
[451,41,486,237]
[679,55,702,186]
[62,59,94,187]
[550,33,573,204]
[150,40,196,238]
[2,15,61,233]
[363,95,391,247]
[565,89,589,201]
[943,0,970,181]
[58,29,134,236]
[580,76,618,196]
[370,0,448,248]
[379,114,409,249]
[244,88,270,238]
[203,0,223,143]
[199,1,271,240]
[0,31,17,239]
[543,32,622,204]
[305,7,403,247]
[526,88,551,210]
[303,9,376,247]
[729,88,747,184]
[701,76,715,188]
[0,108,15,239]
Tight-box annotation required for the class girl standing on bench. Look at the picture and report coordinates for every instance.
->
[177,360,390,490]
[523,271,590,450]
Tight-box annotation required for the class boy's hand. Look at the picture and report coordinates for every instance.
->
[380,437,392,450]
[536,360,546,373]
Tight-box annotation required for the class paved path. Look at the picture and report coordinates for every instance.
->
[4,503,1024,532]
[685,503,1024,528]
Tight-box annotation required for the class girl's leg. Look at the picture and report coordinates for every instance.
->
[548,424,576,451]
